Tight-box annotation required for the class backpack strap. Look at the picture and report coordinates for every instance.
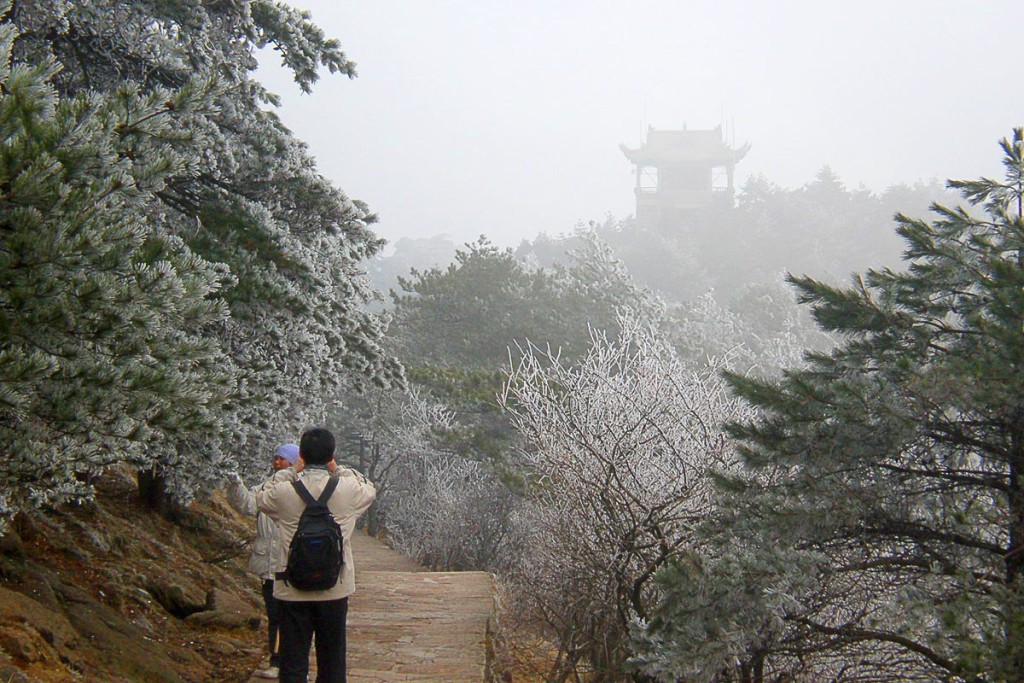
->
[291,479,318,507]
[317,476,339,504]
[290,477,340,507]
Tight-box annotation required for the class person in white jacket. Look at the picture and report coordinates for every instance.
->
[227,443,299,679]
[255,428,376,683]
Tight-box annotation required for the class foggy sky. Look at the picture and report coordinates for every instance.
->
[256,1,1024,249]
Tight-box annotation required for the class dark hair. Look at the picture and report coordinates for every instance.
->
[299,427,335,466]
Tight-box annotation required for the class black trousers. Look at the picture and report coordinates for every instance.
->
[278,597,348,683]
[260,579,281,667]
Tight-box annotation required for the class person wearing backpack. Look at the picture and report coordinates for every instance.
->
[255,427,376,683]
[226,442,299,679]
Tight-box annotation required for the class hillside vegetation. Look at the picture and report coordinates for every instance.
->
[0,468,264,683]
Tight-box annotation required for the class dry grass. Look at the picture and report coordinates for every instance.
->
[489,581,593,683]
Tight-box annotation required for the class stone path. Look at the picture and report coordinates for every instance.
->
[246,531,495,682]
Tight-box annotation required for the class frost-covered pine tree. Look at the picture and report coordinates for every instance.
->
[0,7,232,529]
[636,129,1024,681]
[5,1,400,506]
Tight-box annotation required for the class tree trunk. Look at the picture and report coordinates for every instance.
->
[1006,424,1024,675]
[365,503,380,537]
[137,467,168,515]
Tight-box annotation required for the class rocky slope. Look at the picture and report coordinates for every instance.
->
[0,467,268,683]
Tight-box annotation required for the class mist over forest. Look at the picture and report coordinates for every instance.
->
[371,170,955,303]
[3,2,1024,682]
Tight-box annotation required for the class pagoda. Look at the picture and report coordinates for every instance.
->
[620,124,750,223]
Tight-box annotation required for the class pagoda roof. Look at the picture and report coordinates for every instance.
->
[621,126,750,166]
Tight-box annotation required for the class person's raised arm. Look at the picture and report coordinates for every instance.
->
[226,473,258,517]
[333,464,376,515]
[254,465,298,518]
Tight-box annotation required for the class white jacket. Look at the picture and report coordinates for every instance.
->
[227,475,281,580]
[255,465,376,601]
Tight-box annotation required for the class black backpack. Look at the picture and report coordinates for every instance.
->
[277,478,344,591]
